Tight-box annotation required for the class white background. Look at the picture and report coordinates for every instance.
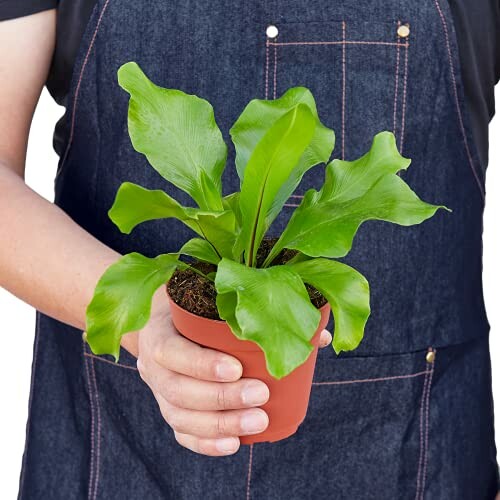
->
[0,87,499,497]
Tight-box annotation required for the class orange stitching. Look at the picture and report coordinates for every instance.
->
[246,444,254,500]
[419,351,436,499]
[265,38,270,99]
[433,0,484,198]
[58,0,112,178]
[83,345,96,500]
[18,315,42,499]
[89,357,102,500]
[268,41,409,47]
[312,369,430,386]
[84,352,138,371]
[341,21,347,160]
[415,367,430,498]
[393,21,401,135]
[399,31,410,154]
[273,45,278,99]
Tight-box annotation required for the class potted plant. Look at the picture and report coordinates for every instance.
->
[85,62,448,444]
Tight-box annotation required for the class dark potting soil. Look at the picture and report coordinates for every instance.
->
[166,239,327,320]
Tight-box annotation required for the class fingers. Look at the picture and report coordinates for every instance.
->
[142,323,329,457]
[157,395,269,439]
[174,432,241,457]
[153,332,243,382]
[319,329,332,348]
[154,371,269,411]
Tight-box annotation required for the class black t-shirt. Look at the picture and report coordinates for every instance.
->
[1,0,499,165]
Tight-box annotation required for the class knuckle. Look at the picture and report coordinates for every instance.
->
[196,440,213,456]
[154,335,179,367]
[165,410,182,431]
[192,351,212,379]
[173,431,191,450]
[163,380,182,406]
[216,386,228,410]
[159,404,171,424]
[153,346,166,366]
[173,431,184,445]
[215,414,230,437]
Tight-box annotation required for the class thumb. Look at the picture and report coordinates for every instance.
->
[318,329,332,348]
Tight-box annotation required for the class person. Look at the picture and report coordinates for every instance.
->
[0,1,498,499]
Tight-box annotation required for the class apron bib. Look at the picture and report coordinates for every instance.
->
[19,1,498,498]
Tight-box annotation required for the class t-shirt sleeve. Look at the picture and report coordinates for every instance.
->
[496,0,500,85]
[0,0,58,21]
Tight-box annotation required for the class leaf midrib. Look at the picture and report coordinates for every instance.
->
[246,107,300,265]
[285,196,434,248]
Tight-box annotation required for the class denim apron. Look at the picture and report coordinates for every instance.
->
[19,0,499,498]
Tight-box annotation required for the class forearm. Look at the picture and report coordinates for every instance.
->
[0,163,139,353]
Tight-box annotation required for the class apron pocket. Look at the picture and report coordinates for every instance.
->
[265,19,410,202]
[82,343,249,500]
[249,347,435,500]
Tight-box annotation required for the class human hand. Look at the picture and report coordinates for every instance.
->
[135,291,332,457]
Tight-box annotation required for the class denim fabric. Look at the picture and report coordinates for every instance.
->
[19,0,498,498]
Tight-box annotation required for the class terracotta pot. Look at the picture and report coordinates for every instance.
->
[167,294,331,445]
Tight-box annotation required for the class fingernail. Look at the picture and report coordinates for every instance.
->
[216,360,241,381]
[215,437,239,454]
[320,330,332,347]
[241,382,269,406]
[240,410,268,434]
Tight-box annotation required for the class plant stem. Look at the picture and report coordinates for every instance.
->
[196,223,222,260]
[262,241,282,268]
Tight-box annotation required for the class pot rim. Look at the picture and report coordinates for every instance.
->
[166,285,330,324]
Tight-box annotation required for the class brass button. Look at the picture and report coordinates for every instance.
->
[426,350,436,364]
[266,25,279,39]
[397,24,410,38]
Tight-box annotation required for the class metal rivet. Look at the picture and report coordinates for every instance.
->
[397,24,410,38]
[266,25,279,39]
[425,350,436,364]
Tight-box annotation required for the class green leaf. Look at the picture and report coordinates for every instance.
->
[319,131,410,203]
[230,87,334,180]
[85,253,180,360]
[215,258,321,379]
[288,258,371,353]
[108,182,236,258]
[222,192,244,261]
[195,211,236,259]
[237,104,316,266]
[109,182,197,234]
[230,87,334,233]
[222,192,241,225]
[179,238,221,265]
[118,62,226,211]
[216,291,241,334]
[267,135,449,262]
[275,174,448,259]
